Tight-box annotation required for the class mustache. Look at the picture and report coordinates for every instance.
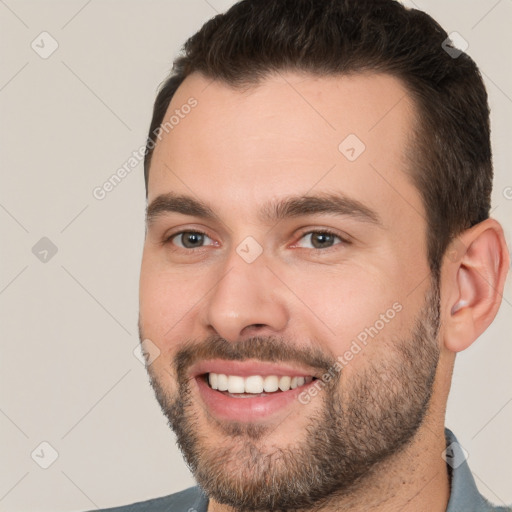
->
[173,334,337,379]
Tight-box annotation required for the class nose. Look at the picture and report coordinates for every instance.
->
[200,250,289,342]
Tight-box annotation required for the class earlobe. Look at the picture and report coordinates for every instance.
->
[443,219,510,353]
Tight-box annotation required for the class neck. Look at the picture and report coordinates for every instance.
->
[208,422,450,512]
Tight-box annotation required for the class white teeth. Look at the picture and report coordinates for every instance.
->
[228,375,245,394]
[263,375,279,392]
[209,373,218,390]
[244,375,264,394]
[278,376,291,391]
[207,373,311,394]
[217,373,228,391]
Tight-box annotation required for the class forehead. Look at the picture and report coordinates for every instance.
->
[148,71,423,228]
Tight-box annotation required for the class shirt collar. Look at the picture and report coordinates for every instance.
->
[444,427,494,511]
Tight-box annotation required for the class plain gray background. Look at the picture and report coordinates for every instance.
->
[1,1,511,511]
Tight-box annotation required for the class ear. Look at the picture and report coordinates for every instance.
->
[442,218,510,353]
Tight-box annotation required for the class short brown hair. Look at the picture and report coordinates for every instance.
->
[144,0,492,277]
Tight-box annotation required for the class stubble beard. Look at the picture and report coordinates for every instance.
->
[144,281,441,512]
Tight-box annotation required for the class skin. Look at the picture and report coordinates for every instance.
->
[139,71,509,511]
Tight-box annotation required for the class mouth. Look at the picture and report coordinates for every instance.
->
[204,372,315,397]
[190,360,321,422]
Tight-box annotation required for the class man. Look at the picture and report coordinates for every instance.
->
[96,0,511,510]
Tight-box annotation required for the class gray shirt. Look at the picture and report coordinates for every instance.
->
[91,429,511,512]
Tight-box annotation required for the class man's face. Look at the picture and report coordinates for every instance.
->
[139,72,442,510]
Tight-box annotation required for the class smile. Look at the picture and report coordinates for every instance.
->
[207,373,314,395]
[189,360,320,421]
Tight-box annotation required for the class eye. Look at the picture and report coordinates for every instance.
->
[294,230,347,250]
[167,230,216,249]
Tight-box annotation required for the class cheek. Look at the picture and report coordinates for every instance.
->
[284,263,402,350]
[139,257,196,345]
[139,266,189,385]
[139,252,220,355]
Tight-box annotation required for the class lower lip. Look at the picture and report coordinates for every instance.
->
[195,376,312,422]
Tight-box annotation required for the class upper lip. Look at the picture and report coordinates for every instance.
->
[189,359,320,379]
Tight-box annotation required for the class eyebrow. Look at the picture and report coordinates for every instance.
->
[146,191,382,227]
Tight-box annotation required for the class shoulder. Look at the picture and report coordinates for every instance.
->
[87,486,208,512]
[444,428,511,512]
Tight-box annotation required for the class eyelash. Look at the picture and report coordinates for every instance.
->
[163,228,350,252]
